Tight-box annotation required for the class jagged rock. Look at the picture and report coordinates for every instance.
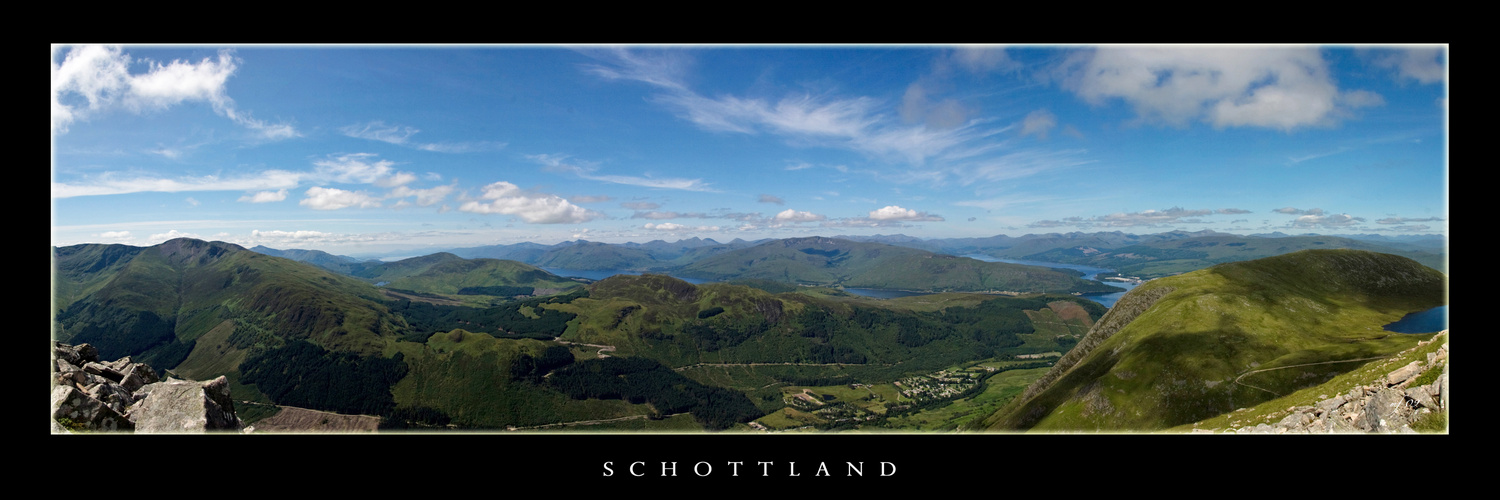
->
[51,341,241,434]
[86,381,137,415]
[1363,387,1411,432]
[1315,396,1347,415]
[1277,410,1313,430]
[1386,361,1422,386]
[128,376,242,433]
[52,384,133,431]
[83,362,125,383]
[53,343,99,365]
[1406,384,1436,410]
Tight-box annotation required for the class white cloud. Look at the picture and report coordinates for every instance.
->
[458,181,602,224]
[643,222,720,232]
[387,184,455,206]
[239,189,288,203]
[621,201,661,210]
[1020,109,1057,139]
[51,45,297,139]
[1057,46,1376,131]
[1370,47,1445,85]
[300,186,383,210]
[951,45,1022,74]
[773,209,827,223]
[147,229,204,243]
[313,153,415,187]
[759,194,785,205]
[1292,213,1365,228]
[96,231,133,243]
[868,205,943,221]
[569,195,614,203]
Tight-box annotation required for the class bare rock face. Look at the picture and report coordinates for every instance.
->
[51,341,242,434]
[129,376,243,433]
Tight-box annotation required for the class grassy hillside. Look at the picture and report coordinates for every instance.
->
[353,252,582,302]
[55,239,407,362]
[673,237,1117,294]
[551,274,1105,395]
[981,249,1447,432]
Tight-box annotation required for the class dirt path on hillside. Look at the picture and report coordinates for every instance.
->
[552,337,616,357]
[1231,356,1389,396]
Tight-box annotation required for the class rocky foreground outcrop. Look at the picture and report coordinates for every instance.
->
[1202,331,1448,434]
[51,342,243,433]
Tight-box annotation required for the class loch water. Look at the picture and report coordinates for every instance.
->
[1382,305,1449,334]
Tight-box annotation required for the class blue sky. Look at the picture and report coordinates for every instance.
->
[51,44,1448,258]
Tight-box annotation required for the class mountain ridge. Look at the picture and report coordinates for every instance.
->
[981,249,1447,432]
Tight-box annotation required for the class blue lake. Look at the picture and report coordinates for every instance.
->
[962,255,1136,308]
[1382,305,1449,333]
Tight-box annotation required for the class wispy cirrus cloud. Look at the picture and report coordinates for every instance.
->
[51,45,297,139]
[582,47,1085,189]
[529,153,715,192]
[52,169,306,198]
[340,121,506,153]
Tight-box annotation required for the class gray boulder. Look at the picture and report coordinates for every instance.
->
[128,376,242,433]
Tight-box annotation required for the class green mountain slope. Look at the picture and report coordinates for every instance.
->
[980,249,1447,432]
[53,238,409,376]
[354,252,583,297]
[673,237,1118,294]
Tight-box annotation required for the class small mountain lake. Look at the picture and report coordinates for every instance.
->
[962,254,1136,308]
[1382,305,1449,333]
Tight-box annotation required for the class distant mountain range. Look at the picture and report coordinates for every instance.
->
[279,230,1444,281]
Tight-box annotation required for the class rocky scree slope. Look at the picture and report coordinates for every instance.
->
[51,341,242,433]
